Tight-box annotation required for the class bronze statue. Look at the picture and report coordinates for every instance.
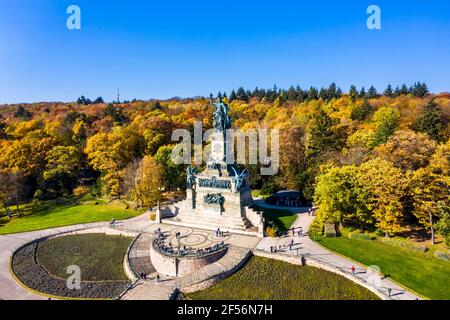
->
[231,167,248,192]
[211,97,232,132]
[186,165,198,189]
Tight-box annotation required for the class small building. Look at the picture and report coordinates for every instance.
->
[265,190,305,208]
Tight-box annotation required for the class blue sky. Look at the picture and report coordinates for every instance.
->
[1,0,450,103]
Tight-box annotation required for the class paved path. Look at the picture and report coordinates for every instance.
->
[1,203,422,300]
[256,207,420,300]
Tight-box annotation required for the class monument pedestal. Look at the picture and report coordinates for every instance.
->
[162,98,263,237]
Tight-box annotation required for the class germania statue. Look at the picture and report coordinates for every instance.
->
[211,96,232,133]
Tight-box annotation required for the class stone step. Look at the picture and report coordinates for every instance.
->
[121,281,176,300]
[176,212,248,221]
[171,218,251,231]
[174,214,252,226]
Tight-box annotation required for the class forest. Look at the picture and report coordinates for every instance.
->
[0,82,449,244]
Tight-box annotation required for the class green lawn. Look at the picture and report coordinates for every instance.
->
[315,236,450,300]
[252,204,297,232]
[188,256,379,300]
[0,200,142,235]
[36,234,133,281]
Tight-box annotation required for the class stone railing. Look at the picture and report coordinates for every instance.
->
[152,238,228,259]
[150,239,229,277]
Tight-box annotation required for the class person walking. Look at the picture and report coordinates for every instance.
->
[351,265,356,274]
[301,256,306,266]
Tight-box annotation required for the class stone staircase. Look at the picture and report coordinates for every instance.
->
[120,281,177,300]
[127,233,156,280]
[172,213,251,230]
[162,199,259,236]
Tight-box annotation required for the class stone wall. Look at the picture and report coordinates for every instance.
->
[150,246,227,277]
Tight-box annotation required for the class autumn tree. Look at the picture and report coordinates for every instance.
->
[351,100,373,121]
[276,126,306,190]
[102,104,128,124]
[314,165,373,228]
[413,101,445,142]
[43,146,84,196]
[144,129,166,156]
[357,159,406,236]
[376,130,437,171]
[410,168,450,244]
[429,139,450,175]
[372,106,400,146]
[122,156,163,208]
[85,127,144,198]
[154,145,185,191]
[14,106,33,119]
[0,172,27,218]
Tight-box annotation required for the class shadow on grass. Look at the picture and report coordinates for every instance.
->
[251,204,297,232]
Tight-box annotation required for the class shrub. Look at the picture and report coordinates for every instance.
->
[434,250,450,262]
[445,234,450,248]
[109,200,129,210]
[73,185,90,198]
[379,237,427,253]
[266,227,278,238]
[309,218,323,237]
[375,229,385,237]
[348,232,373,241]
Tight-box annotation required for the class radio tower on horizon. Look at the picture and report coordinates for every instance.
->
[117,88,120,104]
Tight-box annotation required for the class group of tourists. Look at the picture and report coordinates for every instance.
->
[215,228,225,237]
[139,272,147,280]
[154,227,164,239]
[290,226,304,238]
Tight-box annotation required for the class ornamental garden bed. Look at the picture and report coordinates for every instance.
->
[11,234,133,299]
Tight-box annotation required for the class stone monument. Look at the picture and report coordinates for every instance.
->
[164,98,264,237]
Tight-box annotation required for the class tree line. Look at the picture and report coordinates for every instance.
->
[0,86,448,245]
[222,82,429,103]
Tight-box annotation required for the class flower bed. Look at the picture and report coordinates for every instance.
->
[11,237,131,299]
